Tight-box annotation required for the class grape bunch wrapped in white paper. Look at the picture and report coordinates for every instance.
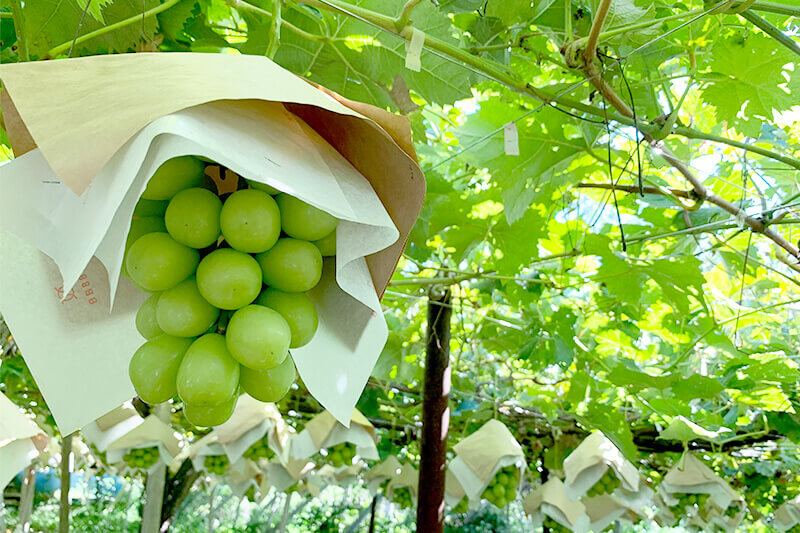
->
[126,157,338,427]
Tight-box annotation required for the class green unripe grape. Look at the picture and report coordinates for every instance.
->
[256,238,322,293]
[196,249,262,310]
[203,454,230,475]
[122,216,167,277]
[492,484,505,499]
[142,156,206,200]
[220,189,281,253]
[313,228,336,257]
[246,179,280,195]
[184,394,237,427]
[276,193,338,241]
[329,451,343,467]
[126,232,199,292]
[156,278,220,337]
[498,473,510,487]
[133,199,169,218]
[256,289,318,348]
[136,293,163,340]
[177,334,240,406]
[226,305,290,369]
[165,188,222,248]
[129,335,193,404]
[239,355,296,402]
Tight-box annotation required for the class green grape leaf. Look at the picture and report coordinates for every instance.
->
[21,0,160,58]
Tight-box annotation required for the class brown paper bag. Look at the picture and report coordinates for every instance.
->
[0,53,425,436]
[562,431,640,500]
[450,419,525,503]
[386,463,419,501]
[661,453,741,510]
[291,409,379,461]
[773,494,800,531]
[523,478,590,532]
[365,455,403,495]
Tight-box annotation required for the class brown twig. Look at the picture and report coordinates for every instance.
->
[570,1,800,260]
[577,182,695,199]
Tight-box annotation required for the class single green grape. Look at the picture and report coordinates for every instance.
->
[246,179,280,195]
[239,354,296,402]
[196,249,262,310]
[276,193,338,241]
[313,228,336,257]
[203,454,230,475]
[256,288,318,348]
[133,198,169,218]
[126,232,199,292]
[226,305,291,370]
[156,278,220,337]
[220,189,281,253]
[129,335,193,404]
[184,394,237,427]
[135,292,163,340]
[177,333,240,406]
[256,238,322,293]
[142,156,206,200]
[121,216,167,277]
[165,187,222,248]
[244,438,273,462]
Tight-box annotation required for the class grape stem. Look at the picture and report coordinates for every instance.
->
[45,0,183,58]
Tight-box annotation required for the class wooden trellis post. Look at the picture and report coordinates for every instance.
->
[416,285,452,532]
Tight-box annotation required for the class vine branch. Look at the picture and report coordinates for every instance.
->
[395,0,425,31]
[46,0,181,58]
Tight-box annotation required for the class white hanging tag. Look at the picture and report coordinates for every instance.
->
[503,122,520,156]
[405,28,425,72]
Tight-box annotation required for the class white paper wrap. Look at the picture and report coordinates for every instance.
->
[210,397,288,465]
[773,494,800,531]
[0,99,399,435]
[291,409,379,461]
[660,454,740,510]
[85,414,181,469]
[0,391,48,489]
[523,478,590,533]
[562,431,640,501]
[449,419,525,505]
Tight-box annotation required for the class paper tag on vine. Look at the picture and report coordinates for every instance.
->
[405,28,425,72]
[503,122,519,156]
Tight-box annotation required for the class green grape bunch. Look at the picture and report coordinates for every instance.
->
[586,469,621,497]
[670,492,710,514]
[123,446,160,470]
[326,442,356,467]
[244,436,274,462]
[481,465,520,508]
[204,454,230,475]
[392,486,415,509]
[542,517,571,533]
[126,157,339,427]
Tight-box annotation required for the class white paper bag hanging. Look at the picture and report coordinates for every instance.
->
[562,431,640,501]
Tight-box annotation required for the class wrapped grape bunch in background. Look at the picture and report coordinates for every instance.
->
[127,156,337,427]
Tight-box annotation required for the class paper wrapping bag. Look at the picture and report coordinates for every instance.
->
[523,478,590,533]
[660,453,740,510]
[365,455,403,495]
[291,409,379,461]
[449,419,525,504]
[226,458,261,498]
[102,415,181,469]
[773,495,800,531]
[445,467,476,510]
[0,53,425,435]
[386,463,419,501]
[264,455,315,492]
[581,494,641,531]
[0,391,48,489]
[562,431,640,500]
[210,396,288,465]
